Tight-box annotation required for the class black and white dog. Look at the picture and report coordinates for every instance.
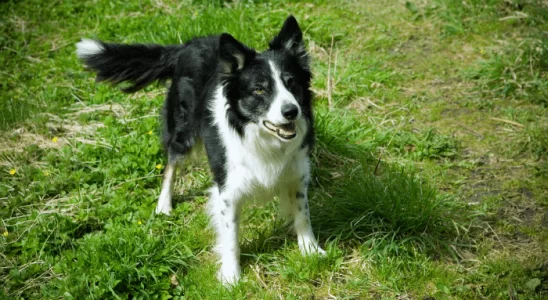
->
[76,16,324,285]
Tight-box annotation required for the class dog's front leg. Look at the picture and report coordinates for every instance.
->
[280,179,326,256]
[207,185,242,285]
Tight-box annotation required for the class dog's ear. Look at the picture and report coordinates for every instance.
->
[219,33,255,75]
[269,15,304,54]
[269,16,309,71]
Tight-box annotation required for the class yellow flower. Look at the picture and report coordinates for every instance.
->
[2,231,8,237]
[156,164,163,170]
[52,137,58,143]
[147,130,153,135]
[9,169,16,175]
[44,170,50,176]
[138,220,142,225]
[480,49,485,54]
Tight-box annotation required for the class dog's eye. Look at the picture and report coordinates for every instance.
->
[286,77,295,87]
[253,88,265,95]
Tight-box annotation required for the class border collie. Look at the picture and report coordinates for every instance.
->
[76,16,325,285]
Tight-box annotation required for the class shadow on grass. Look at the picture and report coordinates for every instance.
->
[307,108,467,261]
[239,220,292,266]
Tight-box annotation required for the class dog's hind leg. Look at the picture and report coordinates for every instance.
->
[156,76,196,215]
[155,155,178,215]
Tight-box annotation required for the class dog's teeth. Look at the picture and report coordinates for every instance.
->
[265,121,296,139]
[278,128,295,135]
[276,128,296,139]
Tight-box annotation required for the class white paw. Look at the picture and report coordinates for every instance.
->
[155,204,172,215]
[300,244,326,256]
[316,247,327,256]
[217,263,240,286]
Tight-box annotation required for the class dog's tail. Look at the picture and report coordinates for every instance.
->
[76,39,184,93]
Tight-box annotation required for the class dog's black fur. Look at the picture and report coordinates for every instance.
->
[78,17,313,187]
[77,16,324,284]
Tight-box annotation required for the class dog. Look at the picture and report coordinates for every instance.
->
[76,15,325,285]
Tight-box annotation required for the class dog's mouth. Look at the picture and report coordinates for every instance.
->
[263,121,297,140]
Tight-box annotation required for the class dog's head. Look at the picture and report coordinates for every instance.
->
[219,16,312,144]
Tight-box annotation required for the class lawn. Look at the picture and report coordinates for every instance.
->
[1,0,547,298]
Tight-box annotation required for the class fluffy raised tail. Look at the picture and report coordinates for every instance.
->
[76,39,184,93]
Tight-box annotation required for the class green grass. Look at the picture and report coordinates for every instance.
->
[1,0,548,298]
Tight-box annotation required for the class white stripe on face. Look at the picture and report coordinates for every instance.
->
[266,60,301,125]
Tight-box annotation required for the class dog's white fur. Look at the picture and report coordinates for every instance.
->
[155,164,176,215]
[157,60,325,284]
[76,39,103,57]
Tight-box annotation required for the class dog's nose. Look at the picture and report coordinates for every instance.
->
[281,103,299,120]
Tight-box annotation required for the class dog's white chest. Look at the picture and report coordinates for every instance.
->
[225,131,296,193]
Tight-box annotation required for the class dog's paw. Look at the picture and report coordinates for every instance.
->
[315,247,327,256]
[155,205,172,215]
[300,244,326,256]
[319,247,327,256]
[217,264,241,286]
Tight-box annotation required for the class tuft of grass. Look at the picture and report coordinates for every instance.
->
[44,222,195,299]
[313,166,459,246]
[469,38,548,105]
[280,242,345,284]
[310,107,466,261]
[521,123,548,177]
[311,157,463,259]
[313,108,459,162]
